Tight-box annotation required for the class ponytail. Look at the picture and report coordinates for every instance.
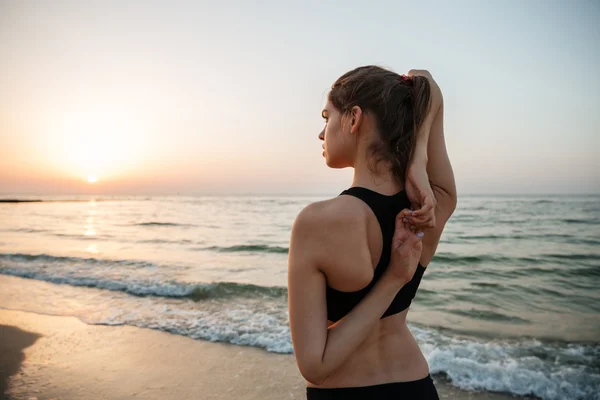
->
[329,66,431,185]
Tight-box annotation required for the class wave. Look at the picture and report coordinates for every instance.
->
[448,215,479,222]
[544,253,600,262]
[0,252,105,264]
[454,233,576,241]
[137,238,195,244]
[0,266,287,301]
[52,233,111,240]
[5,228,51,234]
[0,252,286,301]
[579,238,600,246]
[186,281,287,300]
[470,282,502,288]
[445,308,530,324]
[416,325,600,400]
[202,245,289,254]
[562,218,599,225]
[0,253,169,269]
[509,264,600,280]
[431,253,544,266]
[432,252,600,268]
[134,222,193,227]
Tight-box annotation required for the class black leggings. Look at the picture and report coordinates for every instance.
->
[306,374,439,400]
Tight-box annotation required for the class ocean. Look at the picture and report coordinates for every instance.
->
[0,194,599,400]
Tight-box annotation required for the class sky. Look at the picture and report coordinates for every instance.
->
[0,0,599,196]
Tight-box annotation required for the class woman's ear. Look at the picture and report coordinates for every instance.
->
[350,106,363,135]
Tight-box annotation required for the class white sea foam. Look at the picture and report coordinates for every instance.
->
[92,301,294,354]
[412,325,600,400]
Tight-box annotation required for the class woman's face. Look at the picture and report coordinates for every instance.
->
[318,101,355,168]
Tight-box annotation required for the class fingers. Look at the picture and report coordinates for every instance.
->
[409,213,435,229]
[397,208,413,224]
[410,217,435,230]
[408,196,437,229]
[395,210,413,235]
[398,209,418,232]
[396,226,424,257]
[397,207,434,231]
[392,212,409,249]
[396,209,425,236]
[411,198,434,218]
[411,193,435,217]
[407,69,432,80]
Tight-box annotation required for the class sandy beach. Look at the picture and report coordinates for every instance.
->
[0,309,537,400]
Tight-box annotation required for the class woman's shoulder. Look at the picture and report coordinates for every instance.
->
[293,195,369,232]
[290,196,373,279]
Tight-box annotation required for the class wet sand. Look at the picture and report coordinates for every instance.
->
[0,309,533,400]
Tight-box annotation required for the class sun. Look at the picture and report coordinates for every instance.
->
[49,109,152,184]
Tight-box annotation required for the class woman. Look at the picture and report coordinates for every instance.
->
[287,66,457,399]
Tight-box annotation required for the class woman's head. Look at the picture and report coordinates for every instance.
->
[319,65,431,184]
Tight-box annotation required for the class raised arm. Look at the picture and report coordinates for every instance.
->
[288,200,423,385]
[406,70,457,265]
[422,102,456,203]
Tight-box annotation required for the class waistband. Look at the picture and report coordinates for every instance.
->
[306,374,436,398]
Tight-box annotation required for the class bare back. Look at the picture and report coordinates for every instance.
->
[307,195,433,388]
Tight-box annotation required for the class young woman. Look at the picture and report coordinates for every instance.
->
[288,66,457,399]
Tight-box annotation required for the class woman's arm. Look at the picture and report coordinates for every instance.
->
[409,72,456,202]
[404,70,444,228]
[422,103,457,203]
[407,72,457,264]
[288,200,422,385]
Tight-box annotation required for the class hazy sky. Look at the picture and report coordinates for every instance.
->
[1,0,599,195]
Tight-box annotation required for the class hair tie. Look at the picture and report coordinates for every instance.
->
[400,74,413,86]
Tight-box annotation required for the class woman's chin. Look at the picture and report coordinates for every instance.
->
[323,153,346,168]
[325,159,343,169]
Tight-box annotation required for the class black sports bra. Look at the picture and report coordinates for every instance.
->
[325,186,426,322]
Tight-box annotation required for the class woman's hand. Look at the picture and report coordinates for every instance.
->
[405,161,436,229]
[385,209,424,285]
[407,69,443,112]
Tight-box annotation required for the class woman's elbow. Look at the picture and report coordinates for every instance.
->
[433,185,457,219]
[447,191,458,214]
[298,362,328,386]
[443,193,457,223]
[303,373,328,386]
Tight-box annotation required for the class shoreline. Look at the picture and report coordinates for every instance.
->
[0,308,535,400]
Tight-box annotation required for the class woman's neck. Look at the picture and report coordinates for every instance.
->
[351,155,403,195]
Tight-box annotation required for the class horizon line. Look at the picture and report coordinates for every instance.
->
[1,192,599,198]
